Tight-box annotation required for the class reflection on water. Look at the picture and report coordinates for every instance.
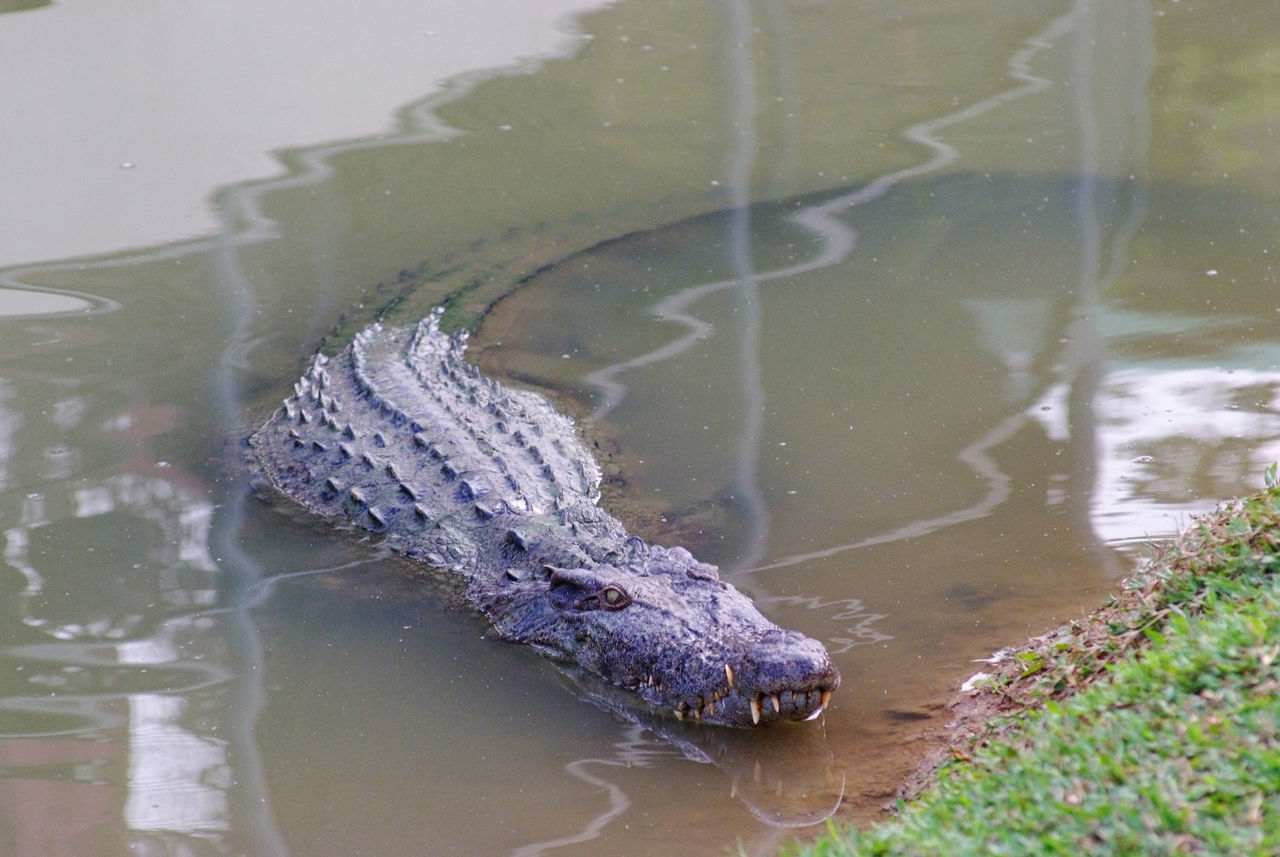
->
[572,0,1142,598]
[0,0,607,267]
[550,664,847,829]
[0,287,102,319]
[1078,367,1280,542]
[1,0,1279,855]
[0,459,238,852]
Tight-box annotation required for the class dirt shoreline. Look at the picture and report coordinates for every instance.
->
[888,494,1263,813]
[893,627,1073,809]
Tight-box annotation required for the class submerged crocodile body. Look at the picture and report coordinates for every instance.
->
[250,310,838,727]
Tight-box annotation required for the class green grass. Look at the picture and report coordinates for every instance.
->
[784,476,1280,857]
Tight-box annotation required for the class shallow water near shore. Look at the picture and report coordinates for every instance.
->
[1,1,1279,855]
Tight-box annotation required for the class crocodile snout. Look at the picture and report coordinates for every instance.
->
[665,630,839,727]
[740,630,840,725]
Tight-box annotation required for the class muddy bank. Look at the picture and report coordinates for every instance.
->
[893,488,1280,813]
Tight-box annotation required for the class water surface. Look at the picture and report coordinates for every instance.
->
[1,1,1278,855]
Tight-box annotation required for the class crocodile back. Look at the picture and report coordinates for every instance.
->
[250,311,603,568]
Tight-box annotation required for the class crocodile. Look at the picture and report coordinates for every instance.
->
[249,309,839,727]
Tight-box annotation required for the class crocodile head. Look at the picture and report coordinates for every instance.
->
[477,545,839,727]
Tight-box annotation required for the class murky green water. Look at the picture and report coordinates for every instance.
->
[2,1,1278,855]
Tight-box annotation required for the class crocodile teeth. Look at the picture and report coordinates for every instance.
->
[750,695,762,725]
[820,690,832,711]
[770,694,781,713]
[724,664,735,688]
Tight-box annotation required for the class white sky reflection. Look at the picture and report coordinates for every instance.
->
[1055,364,1280,546]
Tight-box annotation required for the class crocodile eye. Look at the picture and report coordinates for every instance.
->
[600,585,631,610]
